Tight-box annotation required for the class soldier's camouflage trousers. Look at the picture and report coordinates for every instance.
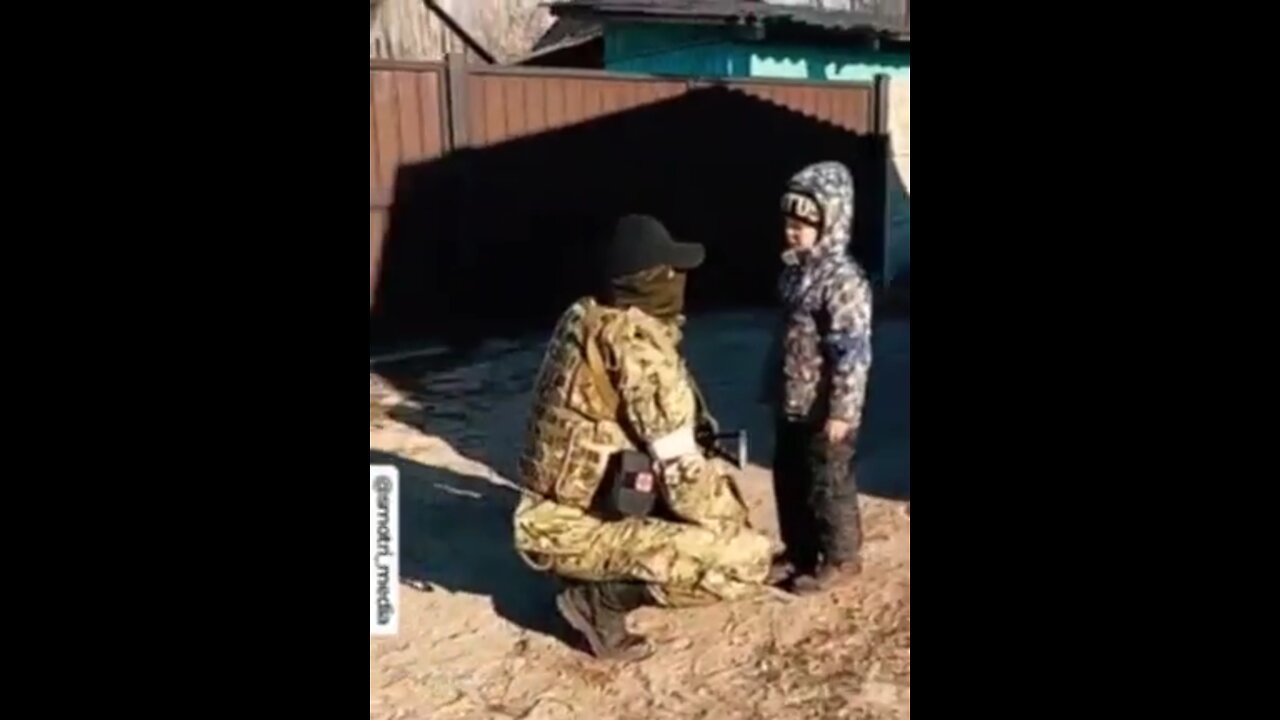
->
[772,417,863,573]
[513,494,773,607]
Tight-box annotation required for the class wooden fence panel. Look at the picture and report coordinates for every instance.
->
[369,62,447,306]
[369,62,447,206]
[725,80,873,134]
[370,59,888,339]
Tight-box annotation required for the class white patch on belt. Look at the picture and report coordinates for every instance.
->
[650,425,698,461]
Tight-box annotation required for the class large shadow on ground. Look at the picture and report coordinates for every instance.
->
[370,448,571,642]
[376,312,909,506]
[370,84,889,349]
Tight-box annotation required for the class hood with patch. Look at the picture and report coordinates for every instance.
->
[780,160,855,266]
[772,159,873,426]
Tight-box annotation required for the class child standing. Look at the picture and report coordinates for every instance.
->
[767,160,873,594]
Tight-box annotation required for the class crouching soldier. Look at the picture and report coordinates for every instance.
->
[512,214,774,661]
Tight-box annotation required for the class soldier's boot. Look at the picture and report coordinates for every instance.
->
[556,581,653,662]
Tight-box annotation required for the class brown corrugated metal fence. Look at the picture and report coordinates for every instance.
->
[370,62,447,307]
[370,57,884,322]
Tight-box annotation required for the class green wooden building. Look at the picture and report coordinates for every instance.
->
[525,1,910,83]
[520,1,911,287]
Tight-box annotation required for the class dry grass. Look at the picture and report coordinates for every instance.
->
[370,0,553,63]
[369,410,910,720]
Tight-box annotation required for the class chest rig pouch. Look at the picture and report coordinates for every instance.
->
[578,303,662,520]
[592,449,659,520]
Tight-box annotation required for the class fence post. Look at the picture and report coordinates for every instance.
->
[873,73,892,289]
[446,52,470,151]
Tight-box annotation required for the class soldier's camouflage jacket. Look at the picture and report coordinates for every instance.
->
[512,297,771,603]
[518,298,750,531]
[773,161,873,428]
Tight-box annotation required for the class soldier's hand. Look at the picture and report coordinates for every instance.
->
[824,419,852,444]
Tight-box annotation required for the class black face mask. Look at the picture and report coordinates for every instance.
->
[602,266,687,320]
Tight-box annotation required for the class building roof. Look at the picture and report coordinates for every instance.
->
[548,0,910,40]
[515,17,605,66]
[532,16,604,53]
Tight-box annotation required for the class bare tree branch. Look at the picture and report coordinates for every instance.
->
[370,0,552,63]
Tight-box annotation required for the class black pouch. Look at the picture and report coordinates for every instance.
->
[592,450,658,520]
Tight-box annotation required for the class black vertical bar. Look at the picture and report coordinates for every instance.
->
[874,73,892,288]
[873,73,890,135]
[436,66,451,154]
[446,52,470,150]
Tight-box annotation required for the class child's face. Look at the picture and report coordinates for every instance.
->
[784,217,819,253]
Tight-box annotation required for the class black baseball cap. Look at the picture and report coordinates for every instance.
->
[602,214,705,279]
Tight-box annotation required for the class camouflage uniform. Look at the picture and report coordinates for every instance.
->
[768,160,873,575]
[513,297,773,607]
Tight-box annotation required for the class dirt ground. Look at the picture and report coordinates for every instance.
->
[370,368,910,720]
